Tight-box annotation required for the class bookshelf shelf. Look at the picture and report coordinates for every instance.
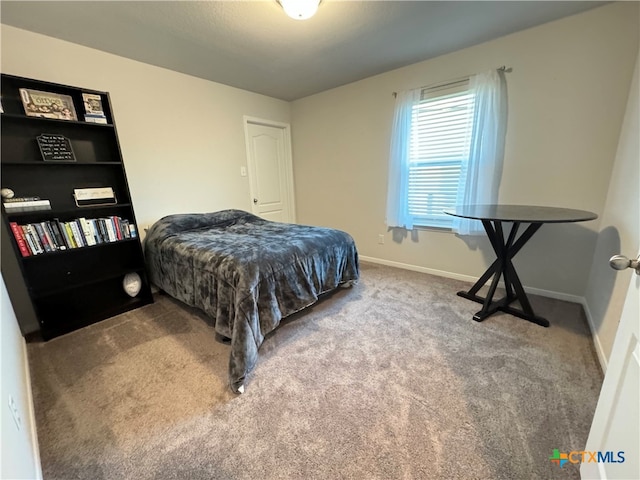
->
[0,113,115,128]
[2,161,123,166]
[1,73,153,340]
[4,203,133,220]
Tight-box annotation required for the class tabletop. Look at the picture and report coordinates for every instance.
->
[444,204,598,223]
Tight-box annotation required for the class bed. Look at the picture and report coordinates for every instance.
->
[143,209,360,393]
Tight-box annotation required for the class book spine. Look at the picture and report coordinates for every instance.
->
[88,219,101,244]
[79,218,96,246]
[97,219,109,243]
[3,200,52,213]
[77,219,89,246]
[40,222,58,251]
[121,219,131,238]
[104,218,116,242]
[3,196,41,203]
[20,226,35,255]
[9,222,31,257]
[63,223,78,248]
[3,199,51,208]
[22,227,38,255]
[94,219,103,243]
[111,216,123,240]
[26,225,44,254]
[50,220,68,250]
[70,221,85,247]
[33,223,52,253]
[129,223,138,238]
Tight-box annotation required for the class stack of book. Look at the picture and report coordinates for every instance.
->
[9,216,138,257]
[3,197,51,213]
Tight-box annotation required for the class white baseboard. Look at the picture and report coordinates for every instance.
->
[579,299,609,374]
[360,255,608,371]
[360,255,582,302]
[359,255,479,284]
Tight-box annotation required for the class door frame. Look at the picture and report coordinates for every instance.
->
[243,116,296,223]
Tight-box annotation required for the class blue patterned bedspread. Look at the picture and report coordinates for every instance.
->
[144,209,359,392]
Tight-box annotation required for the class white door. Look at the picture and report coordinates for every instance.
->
[581,254,639,479]
[244,117,295,223]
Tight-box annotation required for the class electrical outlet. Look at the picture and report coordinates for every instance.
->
[378,234,385,245]
[8,395,22,431]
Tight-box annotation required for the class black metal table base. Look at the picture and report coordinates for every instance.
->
[457,219,550,328]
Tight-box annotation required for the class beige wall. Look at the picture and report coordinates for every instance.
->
[0,25,291,235]
[291,2,639,298]
[584,53,639,368]
[1,278,41,479]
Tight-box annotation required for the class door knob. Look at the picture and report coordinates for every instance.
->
[609,254,640,275]
[253,198,258,204]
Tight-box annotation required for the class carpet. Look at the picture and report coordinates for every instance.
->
[27,262,603,479]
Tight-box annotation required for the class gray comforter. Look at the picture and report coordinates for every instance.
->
[144,209,359,393]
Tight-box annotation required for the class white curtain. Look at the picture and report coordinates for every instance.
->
[385,88,420,229]
[453,69,508,235]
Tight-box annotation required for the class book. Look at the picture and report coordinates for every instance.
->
[3,199,51,212]
[22,226,39,255]
[3,199,50,207]
[3,196,41,203]
[82,92,108,124]
[121,219,131,238]
[79,218,96,246]
[82,93,105,117]
[25,225,44,254]
[84,114,108,124]
[96,219,109,243]
[33,223,53,252]
[110,216,123,240]
[39,222,58,252]
[88,219,101,244]
[49,220,68,250]
[103,218,117,242]
[63,223,78,249]
[70,221,86,247]
[9,222,31,257]
[19,88,77,121]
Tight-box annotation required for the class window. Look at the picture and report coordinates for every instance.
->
[407,81,475,228]
[386,70,506,234]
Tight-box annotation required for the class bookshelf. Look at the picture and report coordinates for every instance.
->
[1,73,153,340]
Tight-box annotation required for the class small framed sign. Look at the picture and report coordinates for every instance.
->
[73,187,117,207]
[37,134,76,162]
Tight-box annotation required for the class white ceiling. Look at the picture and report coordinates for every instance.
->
[1,1,607,101]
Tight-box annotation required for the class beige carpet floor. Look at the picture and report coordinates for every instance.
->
[27,262,603,479]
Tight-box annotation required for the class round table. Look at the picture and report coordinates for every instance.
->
[444,204,598,327]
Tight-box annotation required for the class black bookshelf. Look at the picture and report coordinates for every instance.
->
[1,73,153,340]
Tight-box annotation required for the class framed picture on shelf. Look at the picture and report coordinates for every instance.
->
[19,88,77,121]
[82,93,104,115]
[82,92,107,123]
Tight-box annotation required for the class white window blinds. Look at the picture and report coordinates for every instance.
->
[408,81,475,227]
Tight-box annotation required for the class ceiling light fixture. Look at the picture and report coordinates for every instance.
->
[278,0,321,20]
